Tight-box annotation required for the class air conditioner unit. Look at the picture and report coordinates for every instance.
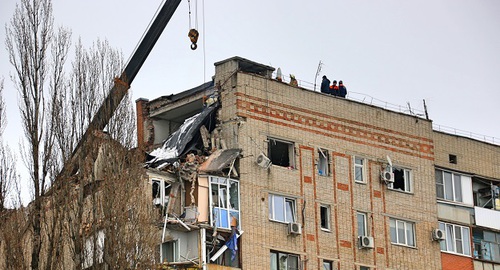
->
[288,222,302,235]
[358,236,374,249]
[381,171,394,183]
[432,228,445,241]
[256,153,271,169]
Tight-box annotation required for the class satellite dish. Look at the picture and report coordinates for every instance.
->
[386,155,393,168]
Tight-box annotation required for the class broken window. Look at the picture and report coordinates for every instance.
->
[160,240,178,263]
[439,221,471,256]
[320,205,331,231]
[357,212,368,237]
[323,260,334,270]
[82,230,105,269]
[389,218,415,247]
[152,179,171,208]
[268,194,296,223]
[210,176,240,229]
[268,138,295,168]
[388,167,412,193]
[318,148,330,176]
[354,156,366,183]
[473,228,500,262]
[270,251,300,270]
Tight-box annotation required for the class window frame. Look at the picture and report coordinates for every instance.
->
[160,240,179,263]
[323,260,334,270]
[388,167,413,193]
[269,194,297,224]
[152,179,172,207]
[436,169,463,203]
[389,218,416,247]
[209,176,240,229]
[318,148,330,176]
[320,205,331,231]
[354,156,366,183]
[268,137,295,168]
[357,212,368,237]
[439,221,471,256]
[270,250,300,270]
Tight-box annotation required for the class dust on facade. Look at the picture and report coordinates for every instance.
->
[3,56,500,270]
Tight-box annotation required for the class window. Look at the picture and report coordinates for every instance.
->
[474,230,500,262]
[388,167,412,193]
[449,154,457,164]
[354,157,366,183]
[269,138,295,168]
[390,218,415,247]
[152,179,171,207]
[318,148,330,176]
[210,176,240,229]
[360,267,370,270]
[270,251,300,270]
[269,194,296,223]
[436,169,473,203]
[320,205,331,230]
[160,240,178,263]
[439,222,470,256]
[83,230,105,269]
[357,212,368,237]
[323,260,333,270]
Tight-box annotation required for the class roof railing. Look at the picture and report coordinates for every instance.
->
[272,72,500,145]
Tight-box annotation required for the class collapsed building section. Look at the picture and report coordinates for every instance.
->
[136,66,256,268]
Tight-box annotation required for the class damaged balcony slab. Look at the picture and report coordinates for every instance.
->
[199,149,242,176]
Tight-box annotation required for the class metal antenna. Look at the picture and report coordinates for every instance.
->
[314,60,323,91]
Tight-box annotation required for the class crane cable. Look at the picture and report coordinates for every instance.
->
[188,0,199,50]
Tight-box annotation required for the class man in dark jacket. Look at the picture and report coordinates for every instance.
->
[339,80,347,98]
[320,75,330,94]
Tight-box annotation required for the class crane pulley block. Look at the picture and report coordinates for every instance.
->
[188,28,199,50]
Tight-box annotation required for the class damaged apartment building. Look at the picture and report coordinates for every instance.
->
[136,56,500,270]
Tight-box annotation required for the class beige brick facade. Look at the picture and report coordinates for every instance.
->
[213,57,442,269]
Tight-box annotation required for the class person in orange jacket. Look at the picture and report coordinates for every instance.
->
[329,80,339,96]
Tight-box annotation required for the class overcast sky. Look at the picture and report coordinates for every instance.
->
[1,0,500,149]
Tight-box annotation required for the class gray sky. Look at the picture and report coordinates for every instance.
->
[1,0,500,149]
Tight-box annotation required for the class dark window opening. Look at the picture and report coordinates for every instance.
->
[389,167,412,193]
[320,206,330,230]
[392,168,405,190]
[318,149,330,176]
[268,138,294,168]
[449,154,457,164]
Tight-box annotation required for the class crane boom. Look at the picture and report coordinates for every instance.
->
[63,0,182,176]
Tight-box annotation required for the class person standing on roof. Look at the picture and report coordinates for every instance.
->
[339,80,347,98]
[289,74,298,87]
[320,75,330,94]
[330,80,339,96]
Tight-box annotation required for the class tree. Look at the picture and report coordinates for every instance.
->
[5,1,157,269]
[5,0,71,268]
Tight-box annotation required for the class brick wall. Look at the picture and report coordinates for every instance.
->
[216,62,442,269]
[441,252,473,270]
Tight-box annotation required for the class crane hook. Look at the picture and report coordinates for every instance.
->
[188,29,199,50]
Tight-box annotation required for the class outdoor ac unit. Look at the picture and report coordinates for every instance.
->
[432,228,445,241]
[256,153,271,169]
[358,236,374,249]
[381,171,394,183]
[288,222,302,235]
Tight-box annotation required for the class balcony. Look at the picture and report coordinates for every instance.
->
[475,207,500,230]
